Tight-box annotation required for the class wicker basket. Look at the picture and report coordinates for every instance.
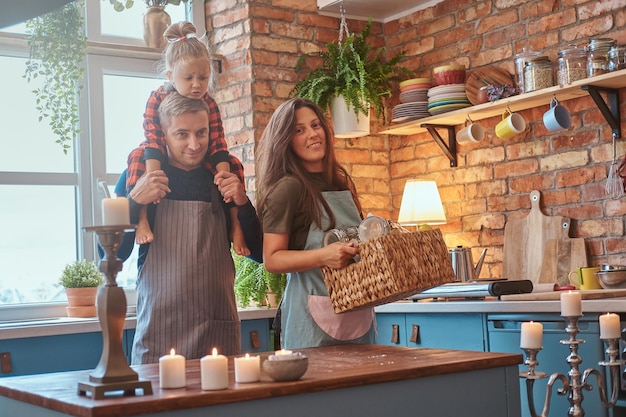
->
[321,228,455,313]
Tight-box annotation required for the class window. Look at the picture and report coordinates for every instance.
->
[0,1,204,313]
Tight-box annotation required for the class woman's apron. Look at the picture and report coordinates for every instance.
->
[131,198,240,364]
[280,190,376,349]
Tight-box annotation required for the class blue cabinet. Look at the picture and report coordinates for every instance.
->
[240,318,271,353]
[376,313,407,346]
[405,313,486,351]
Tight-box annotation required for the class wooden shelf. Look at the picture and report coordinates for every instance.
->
[380,68,626,136]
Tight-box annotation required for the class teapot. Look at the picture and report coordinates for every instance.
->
[448,246,488,282]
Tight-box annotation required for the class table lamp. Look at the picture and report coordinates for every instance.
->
[398,179,447,229]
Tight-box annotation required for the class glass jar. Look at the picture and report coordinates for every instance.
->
[609,45,626,71]
[556,46,588,85]
[514,48,543,93]
[322,227,359,246]
[524,56,554,92]
[587,38,615,77]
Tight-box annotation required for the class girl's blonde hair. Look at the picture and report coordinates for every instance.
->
[158,21,211,76]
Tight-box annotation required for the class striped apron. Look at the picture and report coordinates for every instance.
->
[131,198,240,364]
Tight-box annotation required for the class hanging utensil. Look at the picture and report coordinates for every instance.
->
[606,132,624,199]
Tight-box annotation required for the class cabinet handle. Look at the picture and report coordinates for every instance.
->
[391,324,400,344]
[410,324,420,344]
[249,330,260,350]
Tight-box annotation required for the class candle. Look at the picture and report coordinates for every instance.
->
[560,291,582,317]
[270,349,298,360]
[234,353,260,383]
[599,312,621,339]
[102,197,130,226]
[159,349,186,389]
[520,321,543,349]
[200,348,229,390]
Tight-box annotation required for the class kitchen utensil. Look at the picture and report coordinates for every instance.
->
[596,269,626,289]
[539,218,588,286]
[543,97,571,131]
[568,266,602,290]
[464,66,515,105]
[495,109,526,138]
[448,246,487,282]
[605,132,624,199]
[501,288,626,301]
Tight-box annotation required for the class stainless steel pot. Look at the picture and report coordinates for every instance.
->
[596,268,626,289]
[448,246,487,282]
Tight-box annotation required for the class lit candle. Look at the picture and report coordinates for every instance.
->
[200,348,229,390]
[270,349,297,360]
[560,291,582,317]
[234,353,260,383]
[102,197,130,226]
[599,312,621,339]
[520,321,543,349]
[159,349,186,389]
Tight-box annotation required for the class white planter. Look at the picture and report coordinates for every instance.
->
[330,96,370,138]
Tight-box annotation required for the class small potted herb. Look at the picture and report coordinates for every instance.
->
[59,259,104,317]
[233,254,286,308]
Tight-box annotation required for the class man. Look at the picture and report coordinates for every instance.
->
[127,92,262,364]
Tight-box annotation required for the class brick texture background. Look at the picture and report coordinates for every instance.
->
[205,0,626,279]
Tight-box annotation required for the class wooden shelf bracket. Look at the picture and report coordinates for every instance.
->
[581,85,621,138]
[421,123,457,167]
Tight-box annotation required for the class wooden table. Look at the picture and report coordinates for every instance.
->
[0,344,523,417]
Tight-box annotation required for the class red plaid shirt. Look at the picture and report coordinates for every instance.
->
[126,84,243,189]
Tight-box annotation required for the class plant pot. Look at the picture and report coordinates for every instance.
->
[330,96,370,138]
[65,287,98,318]
[266,292,279,308]
[143,6,171,49]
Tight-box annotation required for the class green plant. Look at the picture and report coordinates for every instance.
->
[233,253,286,308]
[291,18,412,124]
[106,0,194,12]
[24,1,87,154]
[59,260,104,288]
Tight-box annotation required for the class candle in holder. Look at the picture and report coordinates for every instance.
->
[159,349,186,389]
[102,197,130,226]
[599,312,621,339]
[520,321,543,349]
[560,291,582,317]
[234,353,260,383]
[200,348,229,390]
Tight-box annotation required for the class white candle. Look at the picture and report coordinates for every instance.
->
[270,349,298,360]
[234,353,260,383]
[159,349,186,389]
[599,312,621,339]
[520,321,543,349]
[200,348,229,390]
[560,291,582,317]
[102,197,130,226]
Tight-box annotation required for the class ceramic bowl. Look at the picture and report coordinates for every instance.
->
[433,64,466,74]
[596,270,626,289]
[434,69,467,86]
[262,354,309,382]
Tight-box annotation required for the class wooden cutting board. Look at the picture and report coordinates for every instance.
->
[501,289,626,301]
[539,220,588,286]
[465,66,514,105]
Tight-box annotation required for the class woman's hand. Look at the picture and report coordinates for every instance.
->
[321,241,360,269]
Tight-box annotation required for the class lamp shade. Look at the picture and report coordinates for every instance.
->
[398,180,447,226]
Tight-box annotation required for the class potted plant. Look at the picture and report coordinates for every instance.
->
[233,253,286,308]
[291,18,412,137]
[59,259,104,318]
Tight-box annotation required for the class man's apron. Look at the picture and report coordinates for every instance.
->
[131,198,240,364]
[280,190,376,349]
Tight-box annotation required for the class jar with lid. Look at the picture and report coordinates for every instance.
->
[587,38,616,77]
[609,45,626,71]
[556,46,588,85]
[514,48,543,93]
[524,56,554,92]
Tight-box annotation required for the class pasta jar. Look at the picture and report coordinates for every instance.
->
[514,48,543,93]
[556,46,588,85]
[587,38,615,77]
[524,56,554,92]
[609,45,626,71]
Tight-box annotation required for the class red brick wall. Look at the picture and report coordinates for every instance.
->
[206,0,626,278]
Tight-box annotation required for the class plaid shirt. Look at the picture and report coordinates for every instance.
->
[126,83,240,189]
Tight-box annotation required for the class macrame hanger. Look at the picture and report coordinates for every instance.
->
[338,2,350,48]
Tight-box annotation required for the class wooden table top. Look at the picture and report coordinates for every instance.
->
[0,344,522,417]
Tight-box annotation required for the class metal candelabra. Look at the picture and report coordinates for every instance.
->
[78,225,152,399]
[520,315,623,417]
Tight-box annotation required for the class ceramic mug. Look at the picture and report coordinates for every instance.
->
[568,266,602,290]
[495,110,526,139]
[543,98,571,131]
[457,122,485,145]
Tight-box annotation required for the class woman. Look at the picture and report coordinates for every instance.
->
[256,98,376,349]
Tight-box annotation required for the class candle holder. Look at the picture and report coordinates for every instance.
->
[521,315,624,417]
[78,225,153,399]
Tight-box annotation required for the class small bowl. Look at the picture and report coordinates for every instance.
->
[434,69,466,85]
[596,270,626,289]
[262,354,308,382]
[433,64,466,74]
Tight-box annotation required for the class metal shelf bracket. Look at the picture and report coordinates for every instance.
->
[421,123,457,167]
[581,85,621,138]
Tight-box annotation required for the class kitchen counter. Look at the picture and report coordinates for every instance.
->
[0,344,522,417]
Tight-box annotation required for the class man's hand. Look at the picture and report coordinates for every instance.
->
[129,170,170,205]
[214,171,248,206]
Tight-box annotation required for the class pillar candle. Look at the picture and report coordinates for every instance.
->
[234,353,260,383]
[271,349,298,360]
[599,312,621,339]
[102,197,130,226]
[200,348,229,390]
[560,291,582,317]
[520,321,543,349]
[159,349,186,389]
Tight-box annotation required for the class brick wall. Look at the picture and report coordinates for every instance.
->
[206,0,626,278]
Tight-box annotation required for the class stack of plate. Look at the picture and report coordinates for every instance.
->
[392,78,431,122]
[427,83,471,115]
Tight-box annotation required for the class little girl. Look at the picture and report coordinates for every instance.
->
[126,21,249,255]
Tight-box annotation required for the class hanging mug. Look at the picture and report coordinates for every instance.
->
[495,109,526,139]
[457,118,485,145]
[543,98,571,132]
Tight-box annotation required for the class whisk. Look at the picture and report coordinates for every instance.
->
[606,132,624,199]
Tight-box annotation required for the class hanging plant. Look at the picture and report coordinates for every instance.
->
[106,0,194,12]
[24,1,87,154]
